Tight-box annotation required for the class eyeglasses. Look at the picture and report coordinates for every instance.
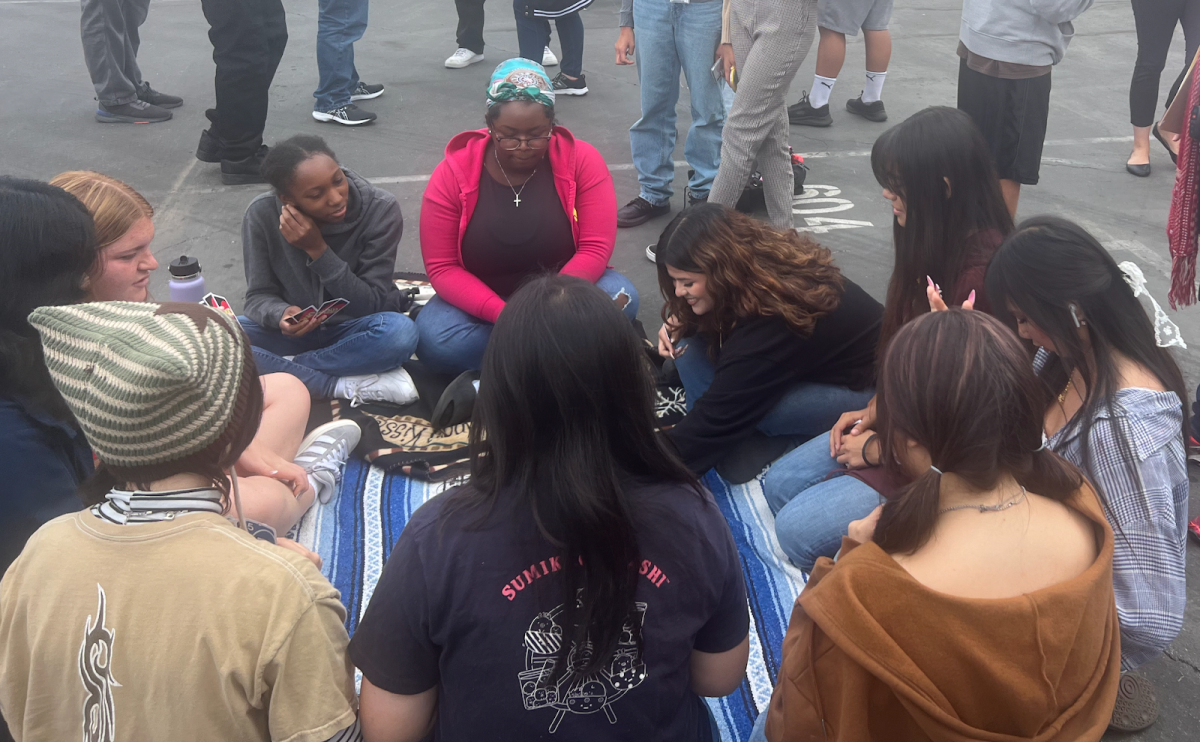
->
[492,130,553,150]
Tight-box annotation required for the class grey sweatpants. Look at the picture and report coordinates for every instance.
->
[709,0,817,228]
[81,0,151,107]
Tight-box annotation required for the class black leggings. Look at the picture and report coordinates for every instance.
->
[1130,0,1200,127]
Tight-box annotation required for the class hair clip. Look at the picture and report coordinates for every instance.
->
[1119,261,1187,349]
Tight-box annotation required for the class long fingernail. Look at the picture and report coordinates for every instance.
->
[967,290,976,304]
[927,275,934,288]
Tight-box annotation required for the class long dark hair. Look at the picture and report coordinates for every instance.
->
[871,107,1013,350]
[0,177,97,420]
[873,310,1084,554]
[451,275,699,680]
[984,216,1190,504]
[655,203,844,344]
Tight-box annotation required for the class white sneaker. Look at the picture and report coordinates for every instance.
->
[445,48,485,69]
[339,366,419,408]
[645,244,657,263]
[542,47,559,67]
[295,420,362,504]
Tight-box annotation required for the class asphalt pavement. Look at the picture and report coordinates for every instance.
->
[1,0,1197,737]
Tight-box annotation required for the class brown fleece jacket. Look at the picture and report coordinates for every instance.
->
[765,484,1121,742]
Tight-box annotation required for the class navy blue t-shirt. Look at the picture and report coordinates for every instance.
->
[348,480,749,742]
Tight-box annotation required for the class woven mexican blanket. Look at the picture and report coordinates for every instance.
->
[295,464,806,741]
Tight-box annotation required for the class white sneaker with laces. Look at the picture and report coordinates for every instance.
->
[445,48,485,69]
[338,366,419,408]
[294,420,362,504]
[645,244,657,263]
[542,47,559,67]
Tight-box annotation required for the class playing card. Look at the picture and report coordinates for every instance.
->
[312,298,349,324]
[284,305,318,325]
[200,293,237,319]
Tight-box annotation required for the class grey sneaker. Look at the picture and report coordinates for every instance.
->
[95,99,172,124]
[312,104,377,126]
[294,420,362,504]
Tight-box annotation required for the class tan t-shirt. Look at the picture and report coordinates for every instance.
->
[0,510,357,742]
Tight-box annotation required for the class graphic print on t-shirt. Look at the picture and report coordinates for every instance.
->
[520,592,648,733]
[79,583,120,742]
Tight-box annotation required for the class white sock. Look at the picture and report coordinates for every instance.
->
[333,377,353,399]
[308,474,321,495]
[471,380,480,392]
[862,70,887,104]
[809,75,836,108]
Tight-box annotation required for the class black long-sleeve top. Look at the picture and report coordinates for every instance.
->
[667,279,883,474]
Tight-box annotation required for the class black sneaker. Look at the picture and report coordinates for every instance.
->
[220,147,269,186]
[686,192,708,208]
[95,99,172,124]
[137,81,183,109]
[312,104,377,126]
[196,129,221,163]
[787,91,832,127]
[846,94,887,122]
[350,82,385,101]
[551,72,588,96]
[617,196,670,228]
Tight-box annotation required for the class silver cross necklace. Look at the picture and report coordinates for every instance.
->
[494,147,536,207]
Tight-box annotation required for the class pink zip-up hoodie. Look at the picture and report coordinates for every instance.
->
[419,127,618,324]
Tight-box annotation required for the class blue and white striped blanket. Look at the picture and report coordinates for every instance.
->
[296,461,807,742]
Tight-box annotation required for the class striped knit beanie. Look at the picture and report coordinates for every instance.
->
[28,301,249,468]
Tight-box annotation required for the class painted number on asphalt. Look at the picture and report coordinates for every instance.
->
[793,184,874,234]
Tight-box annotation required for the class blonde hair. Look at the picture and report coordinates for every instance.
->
[49,171,153,248]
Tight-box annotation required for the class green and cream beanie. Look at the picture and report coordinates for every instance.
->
[29,301,248,468]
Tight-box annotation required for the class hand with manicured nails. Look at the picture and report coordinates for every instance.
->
[830,399,875,457]
[279,204,327,260]
[657,317,684,359]
[926,276,975,312]
[835,429,875,469]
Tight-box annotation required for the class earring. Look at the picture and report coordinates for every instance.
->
[1070,305,1085,328]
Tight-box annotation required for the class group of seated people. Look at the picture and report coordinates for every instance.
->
[0,58,1193,741]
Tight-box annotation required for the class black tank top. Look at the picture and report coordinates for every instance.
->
[460,159,576,299]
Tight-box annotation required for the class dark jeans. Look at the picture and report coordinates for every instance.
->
[1130,0,1200,127]
[456,0,487,53]
[513,0,582,77]
[200,0,288,160]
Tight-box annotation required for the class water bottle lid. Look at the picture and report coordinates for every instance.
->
[168,255,201,278]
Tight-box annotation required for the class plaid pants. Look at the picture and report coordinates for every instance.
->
[710,0,817,228]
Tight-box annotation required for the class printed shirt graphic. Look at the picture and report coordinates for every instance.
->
[79,584,120,742]
[349,482,749,742]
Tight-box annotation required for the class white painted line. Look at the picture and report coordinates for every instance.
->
[179,135,1140,194]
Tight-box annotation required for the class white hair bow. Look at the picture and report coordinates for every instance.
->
[1119,261,1187,349]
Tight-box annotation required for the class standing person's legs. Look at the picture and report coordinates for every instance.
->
[513,0,551,63]
[455,0,487,54]
[314,0,370,111]
[709,0,817,229]
[858,0,892,105]
[554,12,585,78]
[415,297,495,375]
[1166,0,1200,109]
[203,0,289,160]
[1129,0,1184,166]
[629,0,684,208]
[81,0,149,107]
[677,0,727,201]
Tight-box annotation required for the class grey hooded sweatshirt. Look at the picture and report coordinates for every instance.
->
[960,0,1094,67]
[242,169,406,330]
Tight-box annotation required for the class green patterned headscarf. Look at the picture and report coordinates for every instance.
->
[486,59,555,109]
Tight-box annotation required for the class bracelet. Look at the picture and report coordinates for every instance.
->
[861,433,879,467]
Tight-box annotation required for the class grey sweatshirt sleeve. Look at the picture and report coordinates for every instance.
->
[620,0,633,28]
[242,201,292,329]
[307,196,403,316]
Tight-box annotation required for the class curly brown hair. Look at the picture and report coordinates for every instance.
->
[654,203,844,343]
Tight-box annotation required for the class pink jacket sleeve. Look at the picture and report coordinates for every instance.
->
[559,141,617,282]
[420,161,507,324]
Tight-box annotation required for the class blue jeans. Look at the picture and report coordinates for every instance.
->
[238,312,418,398]
[313,0,369,110]
[631,0,726,204]
[673,335,875,438]
[513,0,584,78]
[416,269,639,375]
[763,432,883,572]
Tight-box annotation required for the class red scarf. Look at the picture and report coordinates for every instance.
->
[1167,63,1200,308]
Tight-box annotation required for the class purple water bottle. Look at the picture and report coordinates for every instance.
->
[168,255,207,304]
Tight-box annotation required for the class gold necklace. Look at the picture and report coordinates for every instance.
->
[1058,379,1073,405]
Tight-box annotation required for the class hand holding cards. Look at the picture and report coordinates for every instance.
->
[284,297,350,326]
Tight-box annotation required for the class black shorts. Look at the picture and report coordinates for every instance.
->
[956,59,1052,186]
